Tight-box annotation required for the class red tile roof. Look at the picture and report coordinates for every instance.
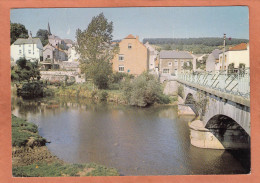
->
[125,34,136,39]
[229,43,248,51]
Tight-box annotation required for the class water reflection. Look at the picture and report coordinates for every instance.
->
[11,95,250,175]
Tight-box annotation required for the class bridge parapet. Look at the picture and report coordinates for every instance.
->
[178,68,250,99]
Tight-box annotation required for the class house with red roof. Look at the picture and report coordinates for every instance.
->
[216,43,249,71]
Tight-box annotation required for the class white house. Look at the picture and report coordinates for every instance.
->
[11,37,43,62]
[216,43,249,71]
[144,42,158,72]
[68,46,80,62]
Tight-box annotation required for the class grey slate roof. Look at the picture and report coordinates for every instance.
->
[211,49,222,59]
[13,38,41,45]
[160,50,193,59]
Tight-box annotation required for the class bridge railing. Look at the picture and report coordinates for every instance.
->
[178,68,250,98]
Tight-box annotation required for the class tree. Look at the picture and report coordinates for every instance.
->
[76,13,118,89]
[36,29,49,46]
[11,58,40,83]
[10,22,29,44]
[122,72,170,107]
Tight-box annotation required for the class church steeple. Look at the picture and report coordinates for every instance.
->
[47,22,52,35]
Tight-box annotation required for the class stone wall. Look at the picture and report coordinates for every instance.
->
[40,71,85,83]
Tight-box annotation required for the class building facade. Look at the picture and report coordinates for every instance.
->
[11,37,43,62]
[206,49,221,71]
[43,43,68,62]
[68,46,80,62]
[159,50,193,76]
[144,42,158,72]
[216,43,249,71]
[111,34,148,75]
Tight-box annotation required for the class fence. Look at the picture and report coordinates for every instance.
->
[177,68,250,98]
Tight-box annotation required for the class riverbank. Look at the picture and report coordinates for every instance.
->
[12,115,120,177]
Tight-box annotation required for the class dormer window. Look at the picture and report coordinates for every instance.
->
[128,43,132,49]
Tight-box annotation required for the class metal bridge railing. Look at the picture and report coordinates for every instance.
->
[178,68,250,99]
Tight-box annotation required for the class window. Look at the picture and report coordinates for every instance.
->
[47,55,50,58]
[119,65,124,72]
[163,69,169,73]
[118,54,124,61]
[128,43,132,49]
[28,50,31,54]
[225,55,227,63]
[224,66,226,70]
[19,50,22,54]
[168,62,172,66]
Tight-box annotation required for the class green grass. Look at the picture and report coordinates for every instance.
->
[12,115,46,147]
[12,162,120,177]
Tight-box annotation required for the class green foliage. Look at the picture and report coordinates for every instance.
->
[12,58,41,83]
[183,61,193,71]
[143,38,249,47]
[12,162,119,177]
[98,91,108,102]
[76,13,119,89]
[122,72,170,107]
[196,55,208,70]
[36,29,49,46]
[228,63,235,75]
[10,22,29,44]
[178,85,184,98]
[12,115,46,147]
[17,81,44,98]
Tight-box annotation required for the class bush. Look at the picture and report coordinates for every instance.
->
[17,81,44,99]
[122,72,170,107]
[98,91,108,102]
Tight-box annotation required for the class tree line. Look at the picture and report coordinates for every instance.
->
[143,37,249,46]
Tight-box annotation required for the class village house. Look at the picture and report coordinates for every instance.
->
[216,43,249,71]
[43,43,68,62]
[206,49,222,71]
[111,34,148,75]
[159,50,193,77]
[144,42,158,73]
[11,35,43,62]
[68,46,80,62]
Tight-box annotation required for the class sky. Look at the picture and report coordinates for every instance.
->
[10,7,249,42]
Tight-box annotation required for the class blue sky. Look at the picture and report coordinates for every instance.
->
[10,7,249,41]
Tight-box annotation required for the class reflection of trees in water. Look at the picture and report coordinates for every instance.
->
[12,96,42,117]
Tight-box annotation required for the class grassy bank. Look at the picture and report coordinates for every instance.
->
[12,115,120,177]
[54,83,127,104]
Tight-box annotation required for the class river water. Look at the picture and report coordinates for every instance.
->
[11,96,250,175]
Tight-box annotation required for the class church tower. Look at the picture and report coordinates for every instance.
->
[47,22,52,35]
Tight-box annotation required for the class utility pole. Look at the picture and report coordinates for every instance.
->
[222,33,226,71]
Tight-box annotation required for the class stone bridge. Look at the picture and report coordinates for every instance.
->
[165,69,250,149]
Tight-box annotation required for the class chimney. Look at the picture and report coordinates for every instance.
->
[136,35,139,40]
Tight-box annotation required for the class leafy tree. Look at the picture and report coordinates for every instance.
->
[11,58,40,83]
[76,13,119,89]
[228,63,235,75]
[10,22,29,44]
[122,72,170,107]
[183,61,193,71]
[36,29,49,46]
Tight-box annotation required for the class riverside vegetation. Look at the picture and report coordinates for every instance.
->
[12,115,120,177]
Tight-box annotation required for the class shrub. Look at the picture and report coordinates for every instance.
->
[17,81,44,99]
[122,72,170,107]
[98,91,108,102]
[178,85,184,98]
[91,90,98,99]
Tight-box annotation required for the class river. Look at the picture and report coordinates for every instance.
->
[11,95,250,175]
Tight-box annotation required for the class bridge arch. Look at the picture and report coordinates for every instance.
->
[205,114,250,149]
